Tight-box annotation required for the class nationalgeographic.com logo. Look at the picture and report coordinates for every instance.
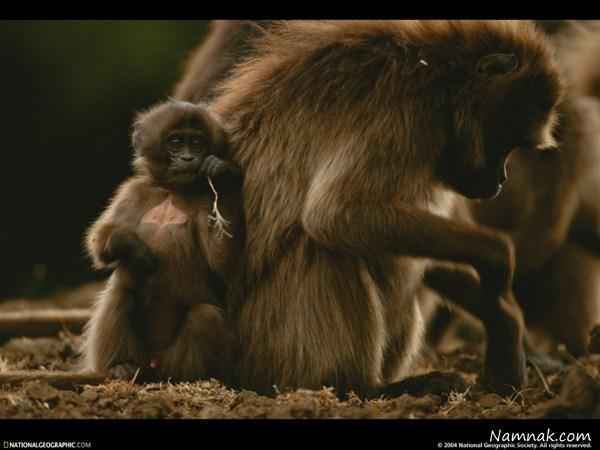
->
[3,442,92,449]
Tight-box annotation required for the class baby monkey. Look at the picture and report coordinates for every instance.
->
[81,100,243,382]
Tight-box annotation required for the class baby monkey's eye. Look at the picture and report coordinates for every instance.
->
[190,136,205,148]
[167,135,184,148]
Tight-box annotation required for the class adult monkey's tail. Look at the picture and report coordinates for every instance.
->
[172,20,271,103]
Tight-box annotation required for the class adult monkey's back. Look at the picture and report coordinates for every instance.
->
[187,21,562,396]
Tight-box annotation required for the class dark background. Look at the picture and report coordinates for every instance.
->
[0,20,210,298]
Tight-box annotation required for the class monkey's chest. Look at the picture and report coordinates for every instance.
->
[138,195,208,251]
[137,198,211,301]
[142,196,190,227]
[139,200,197,258]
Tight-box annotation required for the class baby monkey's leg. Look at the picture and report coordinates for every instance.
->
[156,304,234,383]
[80,274,146,375]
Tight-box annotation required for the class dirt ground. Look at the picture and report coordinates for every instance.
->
[0,285,599,419]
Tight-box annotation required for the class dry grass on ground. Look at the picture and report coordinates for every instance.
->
[0,284,598,419]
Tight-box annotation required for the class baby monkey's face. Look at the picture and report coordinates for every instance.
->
[163,127,211,184]
[132,101,226,189]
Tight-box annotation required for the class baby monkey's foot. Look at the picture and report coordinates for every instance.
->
[108,363,140,381]
[108,363,160,383]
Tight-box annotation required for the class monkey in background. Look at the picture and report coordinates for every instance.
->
[173,20,272,103]
[81,100,244,382]
[177,20,564,396]
[471,97,600,357]
[539,20,600,101]
[506,22,600,356]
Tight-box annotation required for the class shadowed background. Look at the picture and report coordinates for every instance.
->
[0,20,209,298]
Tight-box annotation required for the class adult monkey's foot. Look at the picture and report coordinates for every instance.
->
[373,371,469,399]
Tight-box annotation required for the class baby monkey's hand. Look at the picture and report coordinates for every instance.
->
[201,155,242,179]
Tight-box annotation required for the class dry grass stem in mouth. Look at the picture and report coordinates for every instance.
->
[207,177,233,239]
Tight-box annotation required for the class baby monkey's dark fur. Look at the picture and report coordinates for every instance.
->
[81,100,244,382]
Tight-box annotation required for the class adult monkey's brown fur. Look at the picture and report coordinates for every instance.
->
[81,100,244,382]
[181,21,562,396]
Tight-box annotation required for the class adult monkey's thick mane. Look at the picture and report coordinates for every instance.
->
[214,20,554,109]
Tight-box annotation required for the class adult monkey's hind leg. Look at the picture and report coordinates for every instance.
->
[424,263,526,394]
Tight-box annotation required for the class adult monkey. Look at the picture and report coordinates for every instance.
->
[177,20,600,372]
[179,21,562,396]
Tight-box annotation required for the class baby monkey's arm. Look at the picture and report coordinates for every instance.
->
[87,177,160,275]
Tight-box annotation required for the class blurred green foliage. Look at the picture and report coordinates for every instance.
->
[0,20,210,298]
